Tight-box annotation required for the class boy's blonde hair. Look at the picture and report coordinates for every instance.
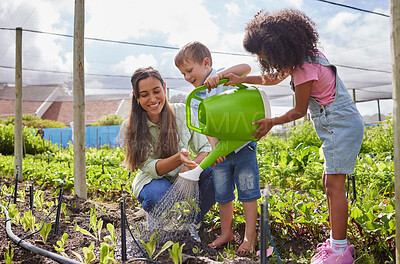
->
[174,41,212,68]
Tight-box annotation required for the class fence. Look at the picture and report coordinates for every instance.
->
[42,125,122,148]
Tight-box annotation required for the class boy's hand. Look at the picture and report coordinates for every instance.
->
[204,73,221,91]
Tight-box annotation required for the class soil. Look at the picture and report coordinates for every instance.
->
[0,179,315,264]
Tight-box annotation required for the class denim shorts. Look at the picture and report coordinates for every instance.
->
[213,141,261,203]
[311,100,364,175]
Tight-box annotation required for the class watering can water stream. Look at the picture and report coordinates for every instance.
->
[179,79,271,181]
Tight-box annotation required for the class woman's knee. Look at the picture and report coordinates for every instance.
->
[138,179,171,211]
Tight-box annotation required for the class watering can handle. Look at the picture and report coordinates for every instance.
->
[186,79,248,133]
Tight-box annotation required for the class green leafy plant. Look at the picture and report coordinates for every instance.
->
[74,223,96,240]
[17,188,26,202]
[89,208,103,240]
[4,242,14,264]
[61,202,69,220]
[192,245,203,254]
[223,243,237,260]
[37,221,52,245]
[103,223,117,249]
[99,242,117,264]
[54,233,69,257]
[168,242,185,264]
[20,210,36,232]
[82,242,96,264]
[33,190,45,211]
[6,204,21,226]
[140,233,174,260]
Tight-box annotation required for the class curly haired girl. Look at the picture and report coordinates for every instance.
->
[223,9,364,264]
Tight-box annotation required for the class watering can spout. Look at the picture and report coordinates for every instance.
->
[178,140,247,181]
[178,166,204,181]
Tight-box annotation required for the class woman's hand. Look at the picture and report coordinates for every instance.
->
[179,149,197,172]
[251,118,275,140]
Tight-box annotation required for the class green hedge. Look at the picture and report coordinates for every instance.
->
[0,124,60,155]
[91,114,124,127]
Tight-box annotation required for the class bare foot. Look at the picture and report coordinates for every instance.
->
[237,238,257,255]
[208,234,235,249]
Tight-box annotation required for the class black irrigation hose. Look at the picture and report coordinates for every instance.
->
[1,204,84,264]
[18,179,66,244]
[5,166,20,209]
[124,205,160,264]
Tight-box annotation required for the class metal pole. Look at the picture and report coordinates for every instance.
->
[13,166,19,204]
[121,184,127,263]
[292,95,296,126]
[390,1,400,263]
[377,99,382,122]
[14,27,23,182]
[54,185,64,235]
[29,177,34,212]
[260,203,267,264]
[73,0,87,199]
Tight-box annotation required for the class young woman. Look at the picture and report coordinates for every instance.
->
[122,67,215,237]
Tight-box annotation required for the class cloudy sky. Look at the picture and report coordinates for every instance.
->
[0,0,393,117]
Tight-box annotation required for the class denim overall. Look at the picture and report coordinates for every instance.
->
[294,56,364,175]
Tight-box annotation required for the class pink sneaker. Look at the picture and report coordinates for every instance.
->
[311,239,354,264]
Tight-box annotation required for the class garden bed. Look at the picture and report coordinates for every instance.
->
[0,179,318,264]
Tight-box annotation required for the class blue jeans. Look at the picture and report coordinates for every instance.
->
[213,141,261,203]
[137,166,215,222]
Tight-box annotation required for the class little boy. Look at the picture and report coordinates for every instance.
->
[174,41,261,255]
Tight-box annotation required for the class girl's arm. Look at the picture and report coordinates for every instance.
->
[204,63,251,88]
[251,81,312,140]
[223,72,290,86]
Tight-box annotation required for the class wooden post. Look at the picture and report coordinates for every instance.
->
[390,1,400,263]
[73,0,87,199]
[14,27,23,182]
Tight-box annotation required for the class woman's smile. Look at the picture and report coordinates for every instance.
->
[137,76,167,123]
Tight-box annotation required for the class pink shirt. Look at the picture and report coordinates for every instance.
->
[292,56,336,106]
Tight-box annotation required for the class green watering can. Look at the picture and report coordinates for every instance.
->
[179,79,271,181]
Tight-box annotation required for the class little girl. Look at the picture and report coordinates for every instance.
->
[223,8,364,264]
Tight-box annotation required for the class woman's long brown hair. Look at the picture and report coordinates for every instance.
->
[124,67,179,172]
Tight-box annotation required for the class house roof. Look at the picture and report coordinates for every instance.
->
[0,83,64,101]
[0,84,131,124]
[41,99,125,124]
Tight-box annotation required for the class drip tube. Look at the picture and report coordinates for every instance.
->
[1,204,83,264]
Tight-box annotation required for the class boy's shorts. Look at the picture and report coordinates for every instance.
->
[213,141,261,204]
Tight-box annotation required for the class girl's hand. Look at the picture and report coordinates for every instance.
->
[212,156,226,167]
[223,73,242,86]
[179,148,197,171]
[204,73,221,90]
[251,118,275,140]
